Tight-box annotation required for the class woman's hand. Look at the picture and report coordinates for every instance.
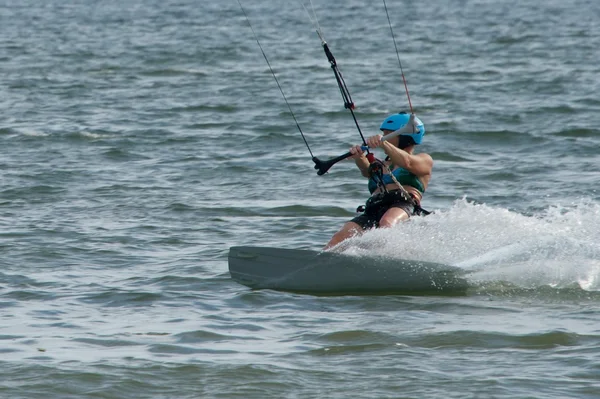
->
[348,144,365,159]
[366,134,383,149]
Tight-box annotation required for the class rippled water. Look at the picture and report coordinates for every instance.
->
[2,0,600,398]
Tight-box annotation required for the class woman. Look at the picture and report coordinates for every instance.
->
[324,112,433,250]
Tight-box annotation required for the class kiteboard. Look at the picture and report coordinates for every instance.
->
[228,246,469,295]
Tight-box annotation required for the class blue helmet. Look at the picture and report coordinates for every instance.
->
[379,112,425,145]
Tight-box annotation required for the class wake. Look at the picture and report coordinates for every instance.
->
[338,198,600,291]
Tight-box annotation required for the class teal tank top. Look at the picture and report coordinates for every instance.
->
[368,166,425,194]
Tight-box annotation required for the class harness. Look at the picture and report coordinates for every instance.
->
[356,157,431,216]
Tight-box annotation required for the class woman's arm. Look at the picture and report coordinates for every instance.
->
[382,141,433,176]
[349,144,370,178]
[365,135,433,177]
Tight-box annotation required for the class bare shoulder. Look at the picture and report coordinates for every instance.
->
[415,152,433,164]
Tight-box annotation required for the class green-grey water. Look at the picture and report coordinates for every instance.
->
[2,0,600,398]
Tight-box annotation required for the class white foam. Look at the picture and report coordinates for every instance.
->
[79,131,111,140]
[17,127,49,137]
[337,198,600,291]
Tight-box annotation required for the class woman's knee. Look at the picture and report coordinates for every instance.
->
[378,218,396,228]
[335,221,363,238]
[324,222,363,249]
[379,210,409,228]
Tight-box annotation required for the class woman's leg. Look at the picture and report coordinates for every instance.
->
[378,207,410,228]
[324,221,364,250]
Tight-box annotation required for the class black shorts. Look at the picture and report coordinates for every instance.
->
[350,190,416,230]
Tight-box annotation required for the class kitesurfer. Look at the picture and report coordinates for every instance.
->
[324,112,433,249]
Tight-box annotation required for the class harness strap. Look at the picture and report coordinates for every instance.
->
[367,158,388,194]
[355,190,431,216]
[382,163,416,205]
